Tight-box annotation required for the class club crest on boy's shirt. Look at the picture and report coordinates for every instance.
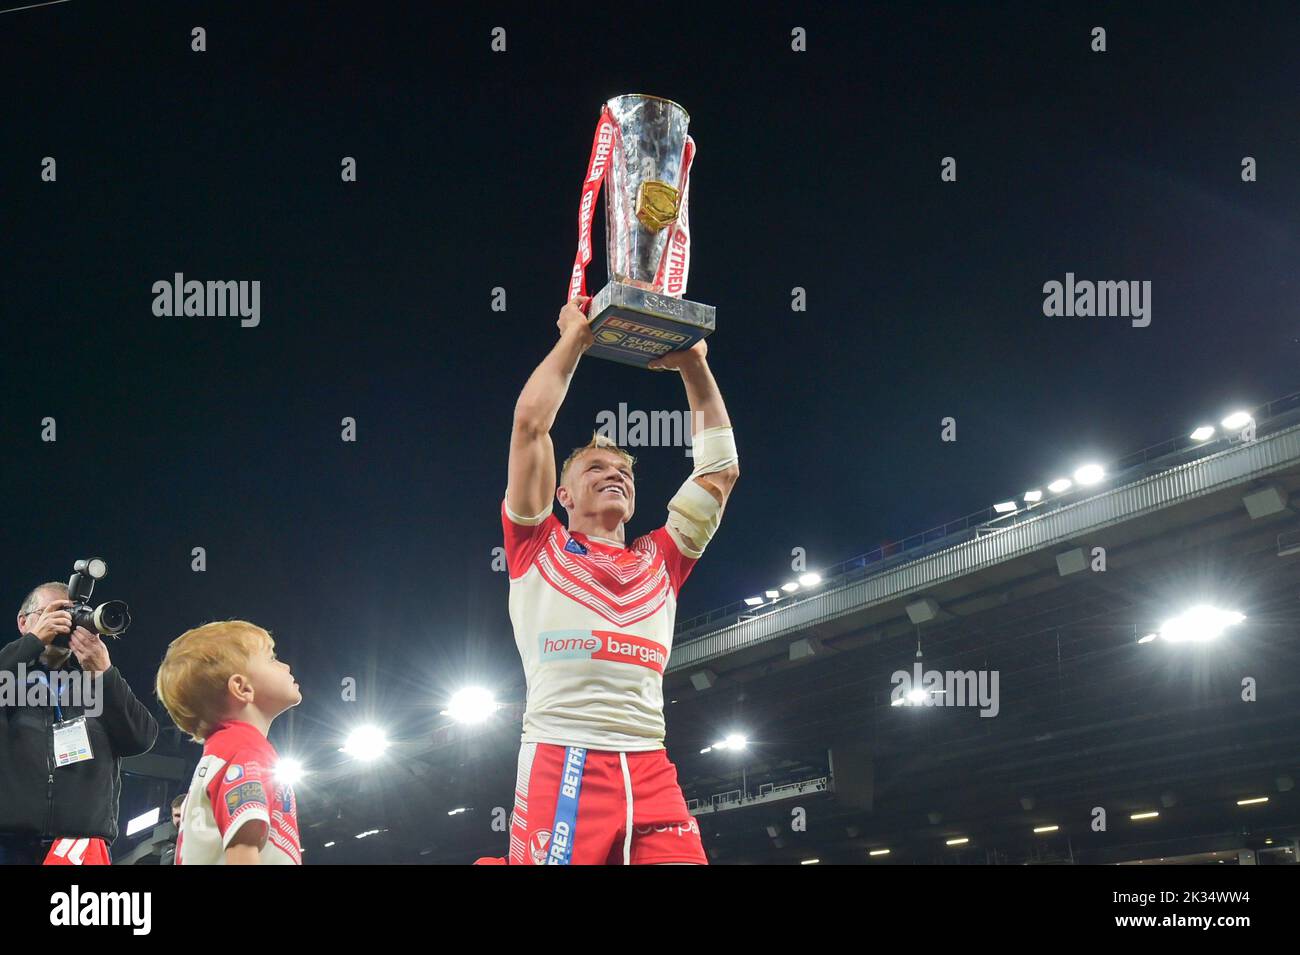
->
[225,781,267,815]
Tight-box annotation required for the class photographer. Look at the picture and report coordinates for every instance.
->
[0,582,158,865]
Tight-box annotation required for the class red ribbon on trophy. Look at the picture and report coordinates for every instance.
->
[654,136,694,297]
[569,105,617,303]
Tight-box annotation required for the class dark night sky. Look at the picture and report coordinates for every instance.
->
[2,1,1297,760]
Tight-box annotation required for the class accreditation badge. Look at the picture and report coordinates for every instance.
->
[53,716,95,767]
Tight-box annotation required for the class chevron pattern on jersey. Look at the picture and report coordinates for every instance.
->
[532,526,672,626]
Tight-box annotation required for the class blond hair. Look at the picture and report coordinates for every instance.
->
[560,432,636,488]
[155,620,273,742]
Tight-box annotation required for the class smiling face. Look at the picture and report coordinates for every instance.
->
[557,448,636,526]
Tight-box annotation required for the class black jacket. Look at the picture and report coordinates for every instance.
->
[0,632,159,843]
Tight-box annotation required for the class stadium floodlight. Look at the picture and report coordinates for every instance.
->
[275,757,306,787]
[1190,425,1215,442]
[765,590,780,599]
[946,837,969,846]
[1023,489,1042,503]
[993,501,1018,514]
[906,688,928,704]
[126,807,161,837]
[447,807,468,816]
[323,841,336,848]
[723,733,748,750]
[446,686,497,724]
[801,858,821,865]
[1137,632,1157,644]
[342,725,390,761]
[1158,606,1246,643]
[781,581,800,593]
[1221,411,1253,430]
[869,848,891,857]
[1130,811,1159,820]
[354,828,383,839]
[699,746,713,754]
[1236,796,1269,806]
[798,572,822,587]
[1033,825,1059,834]
[744,596,764,606]
[1074,463,1105,486]
[1047,478,1072,494]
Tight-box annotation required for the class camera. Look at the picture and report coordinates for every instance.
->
[58,558,132,646]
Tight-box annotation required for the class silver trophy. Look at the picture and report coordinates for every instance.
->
[572,94,715,368]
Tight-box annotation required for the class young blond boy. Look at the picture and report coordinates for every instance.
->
[156,620,303,865]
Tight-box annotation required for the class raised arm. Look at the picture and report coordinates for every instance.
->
[649,340,740,506]
[647,340,740,558]
[507,298,595,517]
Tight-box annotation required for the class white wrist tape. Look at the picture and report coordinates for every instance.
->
[688,426,738,479]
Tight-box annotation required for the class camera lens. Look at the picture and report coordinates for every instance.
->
[93,601,131,636]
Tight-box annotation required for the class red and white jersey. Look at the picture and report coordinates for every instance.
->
[176,719,301,865]
[503,496,700,750]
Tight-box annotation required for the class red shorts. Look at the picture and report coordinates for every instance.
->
[502,742,706,865]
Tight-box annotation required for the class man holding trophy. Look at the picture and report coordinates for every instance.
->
[483,95,739,865]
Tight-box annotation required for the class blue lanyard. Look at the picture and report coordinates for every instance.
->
[28,670,64,722]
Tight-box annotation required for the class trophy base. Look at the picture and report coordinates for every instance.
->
[586,282,715,368]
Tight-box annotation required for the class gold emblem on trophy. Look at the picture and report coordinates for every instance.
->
[635,180,681,232]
